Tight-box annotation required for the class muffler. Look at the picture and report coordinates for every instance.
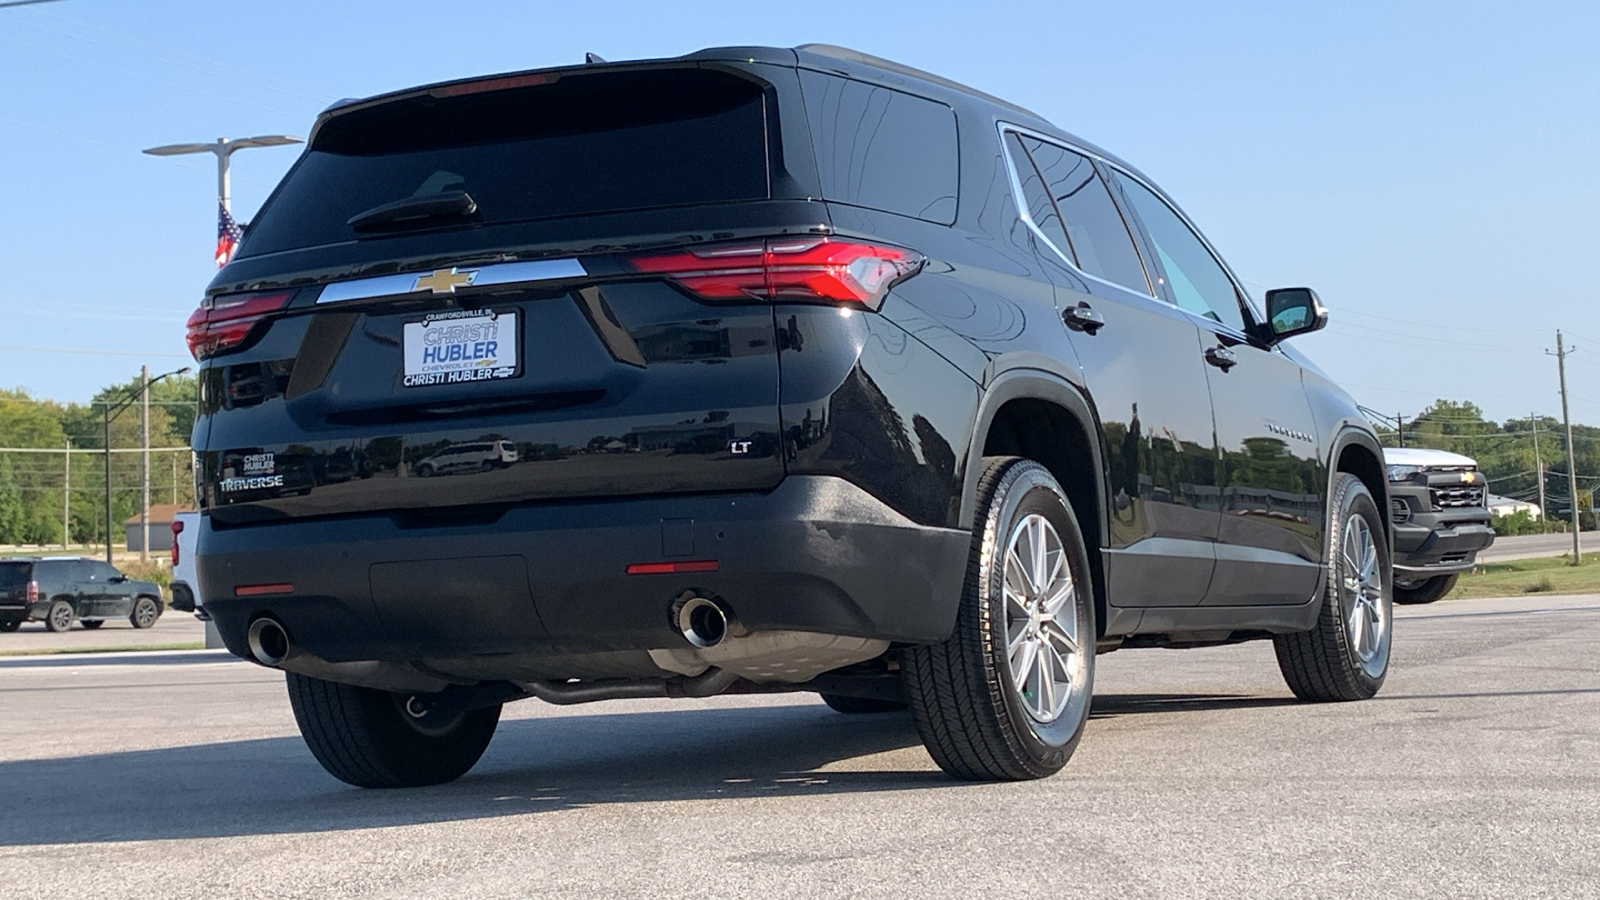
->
[674,596,729,648]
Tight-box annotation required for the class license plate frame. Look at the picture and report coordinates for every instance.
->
[401,309,520,388]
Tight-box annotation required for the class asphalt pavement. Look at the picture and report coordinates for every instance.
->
[1,594,1596,899]
[0,610,205,653]
[1478,532,1589,563]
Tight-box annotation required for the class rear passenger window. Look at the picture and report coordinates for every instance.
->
[1004,133,1072,259]
[1112,173,1247,332]
[1020,138,1151,295]
[800,71,958,224]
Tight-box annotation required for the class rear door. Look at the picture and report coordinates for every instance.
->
[1003,131,1220,607]
[0,561,32,617]
[196,66,802,524]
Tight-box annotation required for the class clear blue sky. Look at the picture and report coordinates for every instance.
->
[2,0,1597,425]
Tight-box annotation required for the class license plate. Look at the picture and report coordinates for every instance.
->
[401,309,519,388]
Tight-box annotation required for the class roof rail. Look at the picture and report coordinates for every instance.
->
[795,43,1049,124]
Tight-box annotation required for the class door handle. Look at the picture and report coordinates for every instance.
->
[1062,304,1106,334]
[1204,345,1237,371]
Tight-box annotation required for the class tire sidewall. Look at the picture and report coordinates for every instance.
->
[980,463,1096,767]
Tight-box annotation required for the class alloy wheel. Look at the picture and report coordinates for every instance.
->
[1001,513,1085,724]
[1341,514,1389,673]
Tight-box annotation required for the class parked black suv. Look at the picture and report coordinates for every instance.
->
[191,45,1392,788]
[0,557,164,632]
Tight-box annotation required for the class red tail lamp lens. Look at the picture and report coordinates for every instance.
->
[186,291,293,360]
[627,238,923,309]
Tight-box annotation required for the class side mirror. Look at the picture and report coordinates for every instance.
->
[1263,287,1328,344]
[109,575,126,583]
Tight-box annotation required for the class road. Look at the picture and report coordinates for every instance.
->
[1,594,1596,899]
[1479,532,1589,563]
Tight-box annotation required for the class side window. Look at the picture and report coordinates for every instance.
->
[1003,133,1071,257]
[1022,139,1152,295]
[1112,173,1246,332]
[94,563,121,581]
[799,71,959,224]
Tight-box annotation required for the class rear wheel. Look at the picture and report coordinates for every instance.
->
[129,596,161,629]
[1274,473,1391,701]
[1393,574,1457,605]
[80,619,104,630]
[286,672,502,788]
[0,619,21,633]
[902,457,1095,781]
[45,600,75,633]
[819,693,907,715]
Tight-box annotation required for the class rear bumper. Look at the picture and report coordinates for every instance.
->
[198,475,970,666]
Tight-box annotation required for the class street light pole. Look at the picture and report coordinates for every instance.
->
[101,367,190,565]
[141,365,150,564]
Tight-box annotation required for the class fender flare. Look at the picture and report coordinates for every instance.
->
[957,363,1108,549]
[1326,424,1392,547]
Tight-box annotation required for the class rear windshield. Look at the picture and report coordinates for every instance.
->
[0,562,32,590]
[242,68,771,257]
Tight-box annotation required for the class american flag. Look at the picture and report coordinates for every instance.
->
[215,202,243,267]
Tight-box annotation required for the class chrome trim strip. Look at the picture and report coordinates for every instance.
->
[315,257,588,305]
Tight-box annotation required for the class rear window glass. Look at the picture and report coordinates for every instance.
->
[0,562,32,590]
[242,69,771,257]
[799,71,958,224]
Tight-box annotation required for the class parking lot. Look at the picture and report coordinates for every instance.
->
[0,594,1594,900]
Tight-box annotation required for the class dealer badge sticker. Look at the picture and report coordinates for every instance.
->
[402,309,518,388]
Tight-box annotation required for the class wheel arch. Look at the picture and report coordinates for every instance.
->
[961,368,1109,634]
[1330,426,1390,545]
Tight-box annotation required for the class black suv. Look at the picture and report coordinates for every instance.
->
[0,557,164,632]
[191,45,1392,788]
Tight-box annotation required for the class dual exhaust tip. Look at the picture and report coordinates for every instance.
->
[249,596,731,667]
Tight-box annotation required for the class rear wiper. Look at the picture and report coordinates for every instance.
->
[347,190,477,230]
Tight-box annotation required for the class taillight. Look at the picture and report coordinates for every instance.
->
[26,581,39,603]
[186,291,294,360]
[626,238,923,310]
[170,519,184,567]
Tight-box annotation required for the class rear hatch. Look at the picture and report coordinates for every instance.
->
[0,560,33,606]
[194,60,825,524]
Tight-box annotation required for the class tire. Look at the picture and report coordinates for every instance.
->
[901,456,1096,781]
[129,596,161,629]
[1393,574,1457,605]
[286,672,502,788]
[416,464,434,477]
[1274,473,1392,701]
[80,619,104,630]
[820,693,908,715]
[45,600,75,633]
[0,619,21,633]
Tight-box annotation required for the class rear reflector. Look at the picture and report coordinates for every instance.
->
[186,291,294,360]
[626,238,922,310]
[234,583,294,597]
[625,560,720,576]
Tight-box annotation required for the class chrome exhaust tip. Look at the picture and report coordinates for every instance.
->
[675,597,728,649]
[246,617,291,666]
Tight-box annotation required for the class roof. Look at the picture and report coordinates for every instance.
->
[123,503,197,527]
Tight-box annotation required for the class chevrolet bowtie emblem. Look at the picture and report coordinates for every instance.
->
[413,267,477,294]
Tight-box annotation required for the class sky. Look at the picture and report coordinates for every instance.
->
[1,0,1597,426]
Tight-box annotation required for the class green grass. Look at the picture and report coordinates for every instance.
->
[1447,556,1600,600]
[0,642,204,658]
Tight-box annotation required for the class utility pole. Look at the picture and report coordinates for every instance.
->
[1397,412,1405,448]
[1532,413,1547,522]
[1552,332,1582,563]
